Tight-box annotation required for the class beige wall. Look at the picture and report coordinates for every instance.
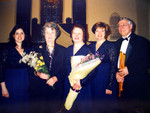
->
[31,0,40,24]
[62,0,72,23]
[87,0,137,41]
[0,0,17,43]
[136,0,149,40]
[0,0,149,43]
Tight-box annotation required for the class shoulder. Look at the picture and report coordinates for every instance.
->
[102,40,114,47]
[55,44,66,55]
[0,45,12,60]
[115,37,122,44]
[67,45,73,50]
[1,45,14,53]
[88,41,96,51]
[130,33,150,45]
[88,41,96,46]
[55,43,66,50]
[31,43,46,52]
[104,41,116,51]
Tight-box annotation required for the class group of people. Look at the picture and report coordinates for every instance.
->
[0,17,150,113]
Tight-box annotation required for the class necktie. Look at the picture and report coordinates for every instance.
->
[123,37,128,41]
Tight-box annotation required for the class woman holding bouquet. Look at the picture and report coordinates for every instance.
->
[30,22,66,113]
[0,25,31,110]
[63,24,92,113]
[89,22,118,113]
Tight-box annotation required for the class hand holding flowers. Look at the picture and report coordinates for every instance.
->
[19,51,55,89]
[72,79,81,90]
[46,76,58,86]
[37,72,49,80]
[65,53,104,110]
[19,51,50,78]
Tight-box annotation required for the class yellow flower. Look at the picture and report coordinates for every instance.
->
[39,56,43,60]
[39,63,43,66]
[37,60,41,64]
[34,67,38,71]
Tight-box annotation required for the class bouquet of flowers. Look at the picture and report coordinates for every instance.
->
[64,53,104,110]
[19,51,50,78]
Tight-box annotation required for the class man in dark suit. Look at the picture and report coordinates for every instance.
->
[115,17,150,112]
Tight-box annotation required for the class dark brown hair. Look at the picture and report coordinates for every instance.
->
[92,22,111,39]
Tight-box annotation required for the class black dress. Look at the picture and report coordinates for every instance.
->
[30,43,66,113]
[63,44,92,113]
[0,46,30,112]
[89,40,118,113]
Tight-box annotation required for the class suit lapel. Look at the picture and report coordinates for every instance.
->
[125,43,132,62]
[125,33,134,63]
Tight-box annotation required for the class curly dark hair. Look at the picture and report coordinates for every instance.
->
[8,24,30,48]
[92,22,111,39]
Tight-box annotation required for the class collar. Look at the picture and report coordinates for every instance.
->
[122,32,132,41]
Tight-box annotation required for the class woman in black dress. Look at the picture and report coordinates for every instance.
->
[89,22,118,113]
[31,22,66,113]
[63,24,92,113]
[0,25,31,112]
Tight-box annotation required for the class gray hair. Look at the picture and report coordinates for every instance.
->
[42,22,61,39]
[119,17,133,26]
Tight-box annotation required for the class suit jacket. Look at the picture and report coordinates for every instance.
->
[115,33,150,100]
[30,43,66,103]
[35,42,66,85]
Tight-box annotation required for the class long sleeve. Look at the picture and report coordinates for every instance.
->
[107,43,117,90]
[0,48,8,83]
[126,36,150,76]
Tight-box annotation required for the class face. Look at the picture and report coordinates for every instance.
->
[95,27,106,41]
[13,28,25,44]
[118,19,132,37]
[72,27,84,44]
[44,27,56,43]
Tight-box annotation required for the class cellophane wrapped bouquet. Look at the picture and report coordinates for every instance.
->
[64,53,104,110]
[19,51,50,78]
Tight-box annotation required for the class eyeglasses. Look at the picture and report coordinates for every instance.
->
[117,24,129,28]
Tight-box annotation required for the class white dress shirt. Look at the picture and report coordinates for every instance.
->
[117,33,131,68]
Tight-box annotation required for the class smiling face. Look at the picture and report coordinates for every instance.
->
[44,27,56,43]
[118,19,132,37]
[95,27,106,41]
[13,28,25,44]
[72,27,84,44]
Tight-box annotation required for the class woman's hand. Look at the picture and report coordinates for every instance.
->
[46,76,58,86]
[106,89,112,95]
[37,72,49,80]
[72,79,81,90]
[1,82,9,98]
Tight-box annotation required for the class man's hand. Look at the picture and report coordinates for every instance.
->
[116,66,129,83]
[118,66,129,77]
